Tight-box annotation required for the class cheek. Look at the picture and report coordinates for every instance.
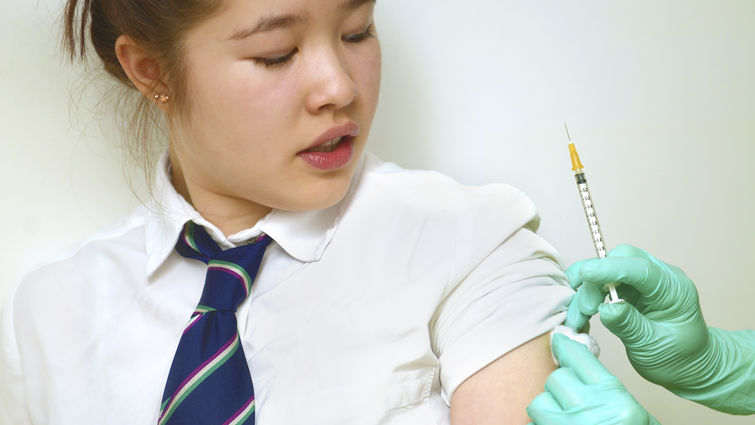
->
[184,60,303,147]
[226,64,301,114]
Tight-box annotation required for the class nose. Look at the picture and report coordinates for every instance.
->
[305,47,358,113]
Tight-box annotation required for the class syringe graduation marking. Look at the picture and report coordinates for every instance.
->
[579,183,606,256]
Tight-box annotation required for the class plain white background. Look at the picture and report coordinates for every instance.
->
[1,0,753,424]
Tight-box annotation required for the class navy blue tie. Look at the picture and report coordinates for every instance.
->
[159,221,271,425]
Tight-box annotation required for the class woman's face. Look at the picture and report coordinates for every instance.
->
[169,0,381,223]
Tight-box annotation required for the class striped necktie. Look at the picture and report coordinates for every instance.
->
[158,221,271,425]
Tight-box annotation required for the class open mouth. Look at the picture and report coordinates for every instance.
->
[302,136,350,153]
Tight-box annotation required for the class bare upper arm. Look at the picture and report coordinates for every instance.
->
[449,333,555,425]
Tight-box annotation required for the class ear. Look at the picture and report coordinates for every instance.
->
[115,35,169,109]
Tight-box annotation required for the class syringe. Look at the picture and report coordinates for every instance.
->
[565,123,621,303]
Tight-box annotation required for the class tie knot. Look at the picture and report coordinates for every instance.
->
[175,221,271,312]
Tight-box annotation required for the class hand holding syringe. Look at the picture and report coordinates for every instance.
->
[545,125,755,421]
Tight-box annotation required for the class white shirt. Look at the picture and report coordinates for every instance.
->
[1,152,572,425]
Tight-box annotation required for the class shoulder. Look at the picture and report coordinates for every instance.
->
[10,209,150,317]
[348,152,540,235]
[335,153,546,278]
[1,208,154,405]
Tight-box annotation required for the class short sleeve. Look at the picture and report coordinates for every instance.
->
[430,226,573,404]
[0,283,34,425]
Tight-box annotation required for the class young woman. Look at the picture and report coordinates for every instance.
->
[0,0,573,423]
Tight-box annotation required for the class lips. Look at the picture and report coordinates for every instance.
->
[297,122,360,171]
[301,122,360,152]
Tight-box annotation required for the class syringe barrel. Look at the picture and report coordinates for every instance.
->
[575,173,607,258]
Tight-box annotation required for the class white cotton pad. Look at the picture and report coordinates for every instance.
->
[549,325,600,366]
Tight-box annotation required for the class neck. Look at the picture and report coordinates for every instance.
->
[169,153,272,237]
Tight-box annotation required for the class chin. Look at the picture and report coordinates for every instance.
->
[287,178,353,212]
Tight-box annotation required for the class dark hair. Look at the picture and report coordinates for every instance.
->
[62,0,223,179]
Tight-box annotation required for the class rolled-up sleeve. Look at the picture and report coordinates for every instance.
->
[429,184,573,404]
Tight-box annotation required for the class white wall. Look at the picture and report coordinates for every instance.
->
[2,1,754,424]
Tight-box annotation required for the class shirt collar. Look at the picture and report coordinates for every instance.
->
[144,150,361,277]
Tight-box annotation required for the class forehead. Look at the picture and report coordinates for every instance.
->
[218,0,374,27]
[187,0,374,43]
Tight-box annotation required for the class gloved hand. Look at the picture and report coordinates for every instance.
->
[527,333,660,425]
[564,244,755,414]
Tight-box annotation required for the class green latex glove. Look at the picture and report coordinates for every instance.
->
[527,334,660,425]
[565,244,755,414]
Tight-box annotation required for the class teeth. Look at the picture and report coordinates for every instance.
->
[308,137,343,153]
[323,137,341,147]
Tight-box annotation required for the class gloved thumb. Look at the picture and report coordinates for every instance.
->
[598,301,654,347]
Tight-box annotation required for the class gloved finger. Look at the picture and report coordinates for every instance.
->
[598,301,655,347]
[544,367,590,410]
[606,243,647,258]
[551,334,613,385]
[565,258,607,290]
[527,391,564,425]
[564,299,589,331]
[564,282,603,330]
[579,254,664,301]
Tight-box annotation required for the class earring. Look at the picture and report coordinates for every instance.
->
[153,93,169,105]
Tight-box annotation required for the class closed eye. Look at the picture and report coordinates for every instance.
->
[252,23,374,68]
[343,24,375,43]
[253,47,299,68]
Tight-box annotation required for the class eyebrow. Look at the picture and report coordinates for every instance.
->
[339,0,376,11]
[228,0,376,41]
